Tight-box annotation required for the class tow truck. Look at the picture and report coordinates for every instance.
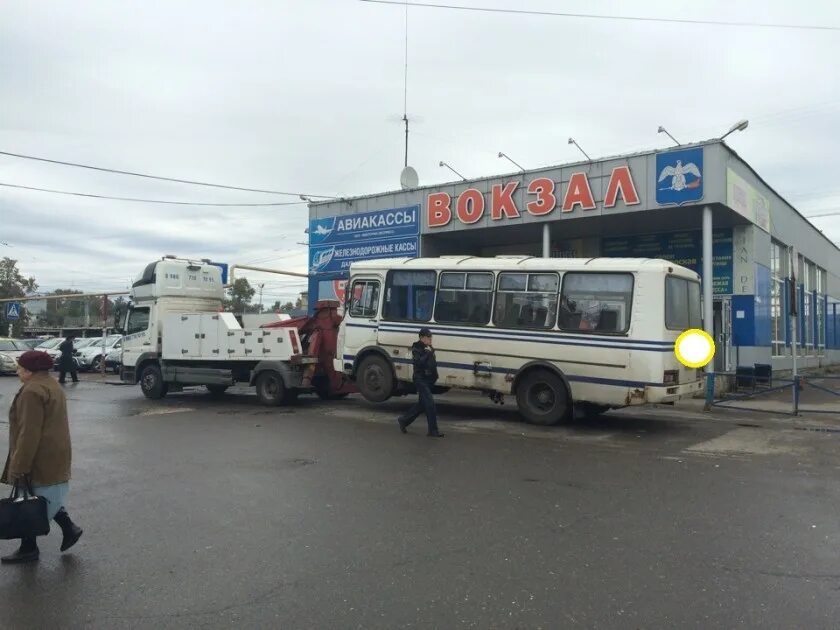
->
[119,257,323,405]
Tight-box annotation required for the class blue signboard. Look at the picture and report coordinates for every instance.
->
[5,302,21,321]
[208,262,228,284]
[309,206,420,274]
[602,229,733,294]
[655,147,704,206]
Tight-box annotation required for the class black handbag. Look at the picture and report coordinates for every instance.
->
[0,478,51,540]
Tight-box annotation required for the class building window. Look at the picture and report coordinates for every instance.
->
[493,273,559,330]
[770,241,787,357]
[435,272,494,325]
[803,258,814,354]
[348,280,380,319]
[817,266,826,355]
[383,270,436,322]
[559,273,633,333]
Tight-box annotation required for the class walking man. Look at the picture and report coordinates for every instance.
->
[397,328,444,437]
[57,335,78,384]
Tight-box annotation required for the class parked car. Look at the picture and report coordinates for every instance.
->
[18,338,50,349]
[104,347,122,374]
[34,337,62,351]
[0,338,29,375]
[43,337,96,372]
[76,335,122,372]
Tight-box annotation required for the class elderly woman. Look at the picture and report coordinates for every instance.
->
[1,351,83,564]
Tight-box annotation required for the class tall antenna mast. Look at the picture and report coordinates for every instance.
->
[403,0,409,167]
[398,0,419,190]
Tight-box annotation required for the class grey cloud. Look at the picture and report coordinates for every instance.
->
[0,0,838,293]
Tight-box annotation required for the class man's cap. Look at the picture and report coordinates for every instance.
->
[419,328,432,337]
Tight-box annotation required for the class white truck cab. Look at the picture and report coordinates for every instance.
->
[120,257,313,405]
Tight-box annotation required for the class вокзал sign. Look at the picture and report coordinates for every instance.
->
[426,166,640,228]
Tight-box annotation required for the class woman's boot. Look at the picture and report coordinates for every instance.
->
[53,508,83,552]
[1,537,39,564]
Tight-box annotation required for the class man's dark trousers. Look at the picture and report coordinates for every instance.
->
[58,366,78,384]
[399,380,439,434]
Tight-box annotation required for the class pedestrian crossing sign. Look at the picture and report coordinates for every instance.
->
[5,302,21,321]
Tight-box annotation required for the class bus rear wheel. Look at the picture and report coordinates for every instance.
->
[516,369,569,426]
[356,355,394,403]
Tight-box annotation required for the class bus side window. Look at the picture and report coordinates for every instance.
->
[494,272,558,330]
[383,270,436,322]
[560,273,633,333]
[435,272,493,326]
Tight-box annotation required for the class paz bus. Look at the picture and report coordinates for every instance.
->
[336,256,706,425]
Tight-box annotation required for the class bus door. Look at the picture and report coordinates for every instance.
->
[339,276,383,363]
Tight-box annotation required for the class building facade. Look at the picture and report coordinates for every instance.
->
[308,140,840,372]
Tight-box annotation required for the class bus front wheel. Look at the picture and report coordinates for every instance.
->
[516,369,569,426]
[356,355,394,403]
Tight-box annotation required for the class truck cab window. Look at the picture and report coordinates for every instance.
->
[126,307,151,335]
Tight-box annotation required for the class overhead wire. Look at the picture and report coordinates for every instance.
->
[0,150,337,199]
[0,182,308,207]
[360,0,840,31]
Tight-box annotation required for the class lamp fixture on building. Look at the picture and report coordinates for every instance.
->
[497,152,526,172]
[567,138,591,161]
[720,119,749,141]
[657,126,681,146]
[439,161,467,181]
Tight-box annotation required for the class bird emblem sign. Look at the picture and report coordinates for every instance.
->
[656,147,704,206]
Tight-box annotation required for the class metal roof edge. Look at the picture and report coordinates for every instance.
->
[719,141,840,255]
[309,139,723,207]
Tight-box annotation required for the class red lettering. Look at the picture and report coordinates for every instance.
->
[456,188,485,224]
[526,178,556,216]
[604,166,640,208]
[562,172,596,212]
[427,192,452,227]
[491,182,520,220]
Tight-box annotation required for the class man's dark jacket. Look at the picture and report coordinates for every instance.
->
[411,341,438,384]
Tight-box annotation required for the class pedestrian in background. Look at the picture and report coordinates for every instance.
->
[397,328,444,438]
[58,335,78,384]
[1,350,83,564]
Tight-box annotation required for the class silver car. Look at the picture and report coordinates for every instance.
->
[0,338,28,375]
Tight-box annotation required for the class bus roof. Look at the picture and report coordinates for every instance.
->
[349,256,700,278]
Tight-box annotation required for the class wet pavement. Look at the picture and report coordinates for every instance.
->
[1,376,840,628]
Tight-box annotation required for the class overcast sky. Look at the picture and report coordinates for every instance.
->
[1,0,839,304]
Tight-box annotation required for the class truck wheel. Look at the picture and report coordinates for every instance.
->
[256,371,287,406]
[356,355,394,403]
[206,385,229,397]
[140,364,168,399]
[516,369,569,426]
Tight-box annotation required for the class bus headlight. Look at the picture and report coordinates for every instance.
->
[674,329,715,369]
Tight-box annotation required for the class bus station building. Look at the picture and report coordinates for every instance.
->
[307,140,840,373]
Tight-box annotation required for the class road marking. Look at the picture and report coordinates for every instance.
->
[139,407,195,417]
[684,428,808,457]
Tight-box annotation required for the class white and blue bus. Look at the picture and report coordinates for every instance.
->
[336,256,705,425]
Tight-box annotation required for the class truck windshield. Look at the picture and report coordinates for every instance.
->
[126,307,150,335]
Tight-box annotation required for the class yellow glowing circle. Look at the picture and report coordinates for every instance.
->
[674,329,716,368]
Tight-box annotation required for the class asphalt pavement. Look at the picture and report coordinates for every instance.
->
[1,375,840,629]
